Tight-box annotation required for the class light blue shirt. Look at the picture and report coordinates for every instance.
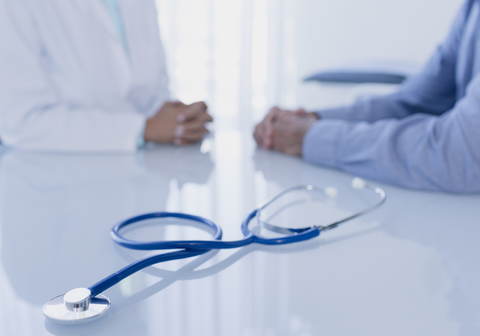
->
[101,0,146,147]
[100,0,128,52]
[303,0,480,193]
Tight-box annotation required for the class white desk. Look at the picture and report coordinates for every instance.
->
[0,132,479,336]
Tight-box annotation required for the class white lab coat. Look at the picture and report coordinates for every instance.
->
[0,0,170,152]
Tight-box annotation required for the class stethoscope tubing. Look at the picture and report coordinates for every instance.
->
[91,210,320,297]
[89,249,208,297]
[111,211,319,251]
[89,180,385,299]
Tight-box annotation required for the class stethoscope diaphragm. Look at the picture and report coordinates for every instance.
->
[43,288,110,324]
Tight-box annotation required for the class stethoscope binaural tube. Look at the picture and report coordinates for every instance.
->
[257,177,386,235]
[43,177,385,325]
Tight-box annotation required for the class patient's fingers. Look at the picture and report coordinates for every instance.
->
[254,107,299,150]
[264,107,293,148]
[295,108,307,116]
[271,113,316,156]
[254,121,272,149]
[253,122,265,148]
[263,107,279,141]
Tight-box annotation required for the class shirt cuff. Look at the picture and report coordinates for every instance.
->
[136,122,146,149]
[315,106,356,120]
[302,119,346,168]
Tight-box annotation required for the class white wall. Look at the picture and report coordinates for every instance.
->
[156,0,466,126]
[292,0,465,110]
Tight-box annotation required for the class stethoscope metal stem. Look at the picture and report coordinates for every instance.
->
[319,185,386,232]
[257,179,386,235]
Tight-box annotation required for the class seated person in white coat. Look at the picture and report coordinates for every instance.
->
[0,0,212,152]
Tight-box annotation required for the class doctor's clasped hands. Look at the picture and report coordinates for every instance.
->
[144,101,213,146]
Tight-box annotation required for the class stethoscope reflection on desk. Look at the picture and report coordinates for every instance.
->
[43,177,386,324]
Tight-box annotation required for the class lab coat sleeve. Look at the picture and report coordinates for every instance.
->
[316,1,468,123]
[302,73,480,194]
[0,0,146,152]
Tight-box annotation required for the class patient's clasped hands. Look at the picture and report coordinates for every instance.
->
[254,107,319,156]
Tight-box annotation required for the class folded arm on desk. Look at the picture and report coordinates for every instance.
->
[304,75,480,193]
[303,2,480,193]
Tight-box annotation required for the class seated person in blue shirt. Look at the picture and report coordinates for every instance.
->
[254,0,480,194]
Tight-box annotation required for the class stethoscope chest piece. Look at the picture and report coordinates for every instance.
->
[43,288,110,324]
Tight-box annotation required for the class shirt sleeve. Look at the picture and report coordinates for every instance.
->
[302,73,480,194]
[317,1,469,123]
[0,0,147,152]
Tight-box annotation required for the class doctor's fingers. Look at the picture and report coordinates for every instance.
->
[175,122,209,138]
[174,127,208,144]
[177,102,211,123]
[178,109,213,125]
[164,101,187,109]
[173,138,197,146]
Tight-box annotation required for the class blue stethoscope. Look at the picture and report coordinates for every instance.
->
[43,178,386,324]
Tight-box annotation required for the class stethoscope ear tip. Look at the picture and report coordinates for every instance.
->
[352,177,367,190]
[324,187,339,198]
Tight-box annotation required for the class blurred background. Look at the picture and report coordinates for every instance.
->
[155,0,464,131]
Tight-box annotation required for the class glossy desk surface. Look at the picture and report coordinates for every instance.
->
[0,133,479,336]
